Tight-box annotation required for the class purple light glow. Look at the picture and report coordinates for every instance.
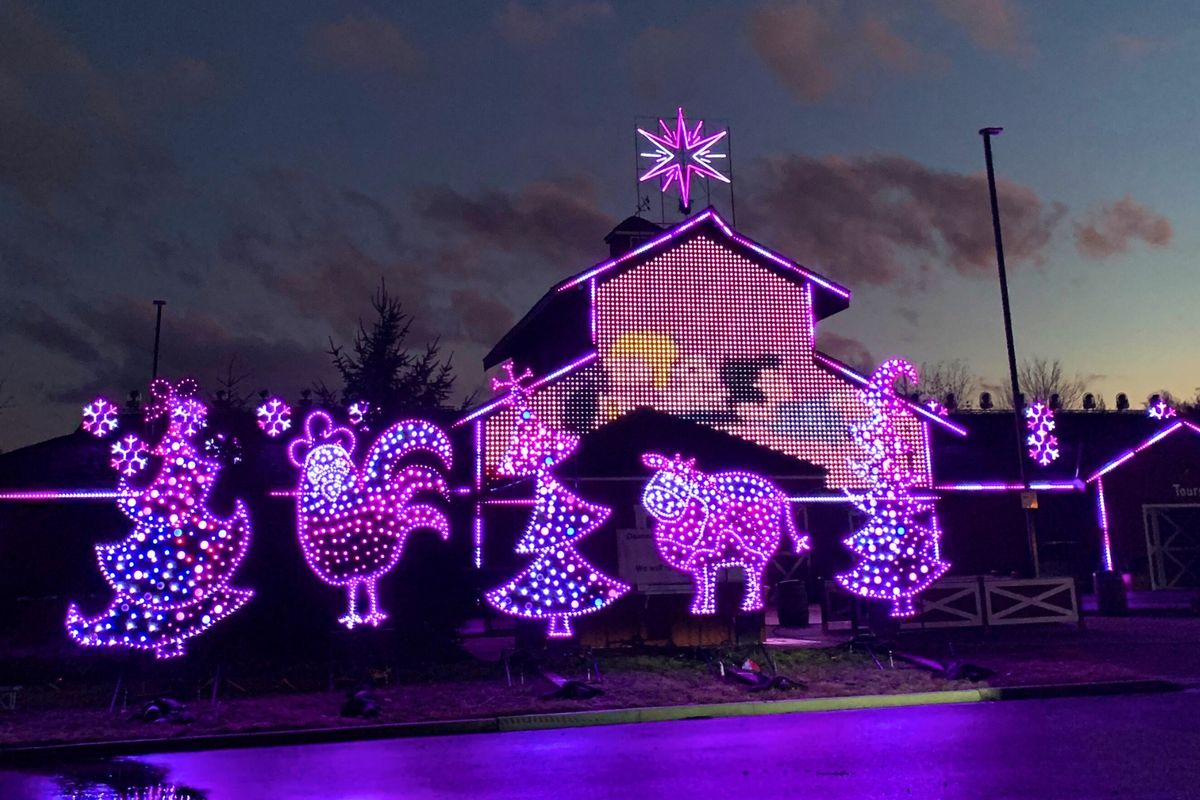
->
[255,397,293,438]
[1097,477,1114,571]
[109,434,149,477]
[484,363,629,638]
[1148,398,1177,420]
[1087,420,1193,482]
[66,380,253,659]
[813,352,968,437]
[835,360,950,618]
[638,107,730,211]
[934,480,1084,492]
[1025,401,1060,467]
[554,208,851,300]
[0,489,126,502]
[288,410,453,629]
[454,352,599,428]
[81,397,119,438]
[348,401,370,427]
[641,452,809,616]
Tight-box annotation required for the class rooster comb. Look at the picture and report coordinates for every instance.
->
[287,410,357,468]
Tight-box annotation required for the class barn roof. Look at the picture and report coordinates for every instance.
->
[483,207,852,373]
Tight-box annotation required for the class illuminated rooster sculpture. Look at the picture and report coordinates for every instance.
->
[287,410,453,628]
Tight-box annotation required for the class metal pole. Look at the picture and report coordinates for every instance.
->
[979,127,1040,577]
[152,300,166,380]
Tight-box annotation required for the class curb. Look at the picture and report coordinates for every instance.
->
[0,678,1180,763]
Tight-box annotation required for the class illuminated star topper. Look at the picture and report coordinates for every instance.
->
[638,107,729,212]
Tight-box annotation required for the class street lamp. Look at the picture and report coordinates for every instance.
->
[979,127,1040,577]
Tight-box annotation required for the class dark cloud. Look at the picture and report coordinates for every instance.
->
[1074,195,1172,259]
[450,289,517,347]
[307,13,424,78]
[494,2,612,47]
[626,11,734,100]
[742,152,1066,287]
[747,3,934,102]
[816,330,875,374]
[933,0,1035,61]
[413,176,616,268]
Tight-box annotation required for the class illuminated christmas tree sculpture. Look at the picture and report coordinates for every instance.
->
[485,363,630,638]
[66,379,254,659]
[836,359,949,618]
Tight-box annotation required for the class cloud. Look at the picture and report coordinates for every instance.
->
[934,0,1035,61]
[413,176,616,268]
[1074,195,1171,259]
[816,330,874,373]
[626,11,734,99]
[0,1,131,204]
[742,152,1066,287]
[747,3,933,102]
[1109,33,1160,60]
[307,13,424,78]
[494,2,612,46]
[450,289,517,346]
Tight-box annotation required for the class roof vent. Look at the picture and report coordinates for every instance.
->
[604,215,665,258]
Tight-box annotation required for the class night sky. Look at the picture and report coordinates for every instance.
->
[1,1,1194,452]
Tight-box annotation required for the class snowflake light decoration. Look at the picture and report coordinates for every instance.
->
[638,107,729,211]
[82,397,119,438]
[109,434,149,477]
[1025,401,1060,466]
[1148,399,1177,420]
[348,401,370,427]
[256,396,293,438]
[924,399,950,417]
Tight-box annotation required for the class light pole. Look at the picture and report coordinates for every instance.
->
[152,300,166,380]
[979,127,1040,577]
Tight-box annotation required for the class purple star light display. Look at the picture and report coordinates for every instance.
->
[836,360,949,618]
[485,362,630,639]
[1025,401,1060,467]
[638,107,729,212]
[287,410,453,629]
[66,379,254,659]
[641,453,808,616]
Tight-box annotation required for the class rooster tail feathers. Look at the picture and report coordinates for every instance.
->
[362,420,453,486]
[399,503,452,542]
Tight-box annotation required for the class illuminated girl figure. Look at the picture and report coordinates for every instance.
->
[836,359,949,618]
[66,379,254,659]
[485,362,630,638]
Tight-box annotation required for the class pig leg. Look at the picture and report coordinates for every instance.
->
[690,562,717,615]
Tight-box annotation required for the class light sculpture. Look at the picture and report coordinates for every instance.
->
[1025,401,1060,467]
[256,396,293,437]
[287,409,453,629]
[109,434,149,477]
[640,453,808,616]
[638,107,729,211]
[484,363,629,638]
[835,359,949,618]
[81,397,119,437]
[66,379,254,659]
[348,401,370,427]
[1148,398,1177,420]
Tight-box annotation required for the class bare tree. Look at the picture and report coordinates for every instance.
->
[212,355,253,411]
[1008,357,1087,409]
[919,360,979,408]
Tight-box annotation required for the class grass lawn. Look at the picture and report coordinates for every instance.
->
[0,646,975,749]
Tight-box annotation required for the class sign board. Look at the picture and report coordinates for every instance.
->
[1021,490,1038,510]
[615,528,692,594]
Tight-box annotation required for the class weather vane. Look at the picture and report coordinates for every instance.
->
[637,107,730,215]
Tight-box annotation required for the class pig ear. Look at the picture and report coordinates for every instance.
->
[641,452,666,470]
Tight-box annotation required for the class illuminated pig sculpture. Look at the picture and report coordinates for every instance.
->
[640,453,809,615]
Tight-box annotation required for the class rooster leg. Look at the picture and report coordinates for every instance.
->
[338,582,363,629]
[362,577,388,627]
